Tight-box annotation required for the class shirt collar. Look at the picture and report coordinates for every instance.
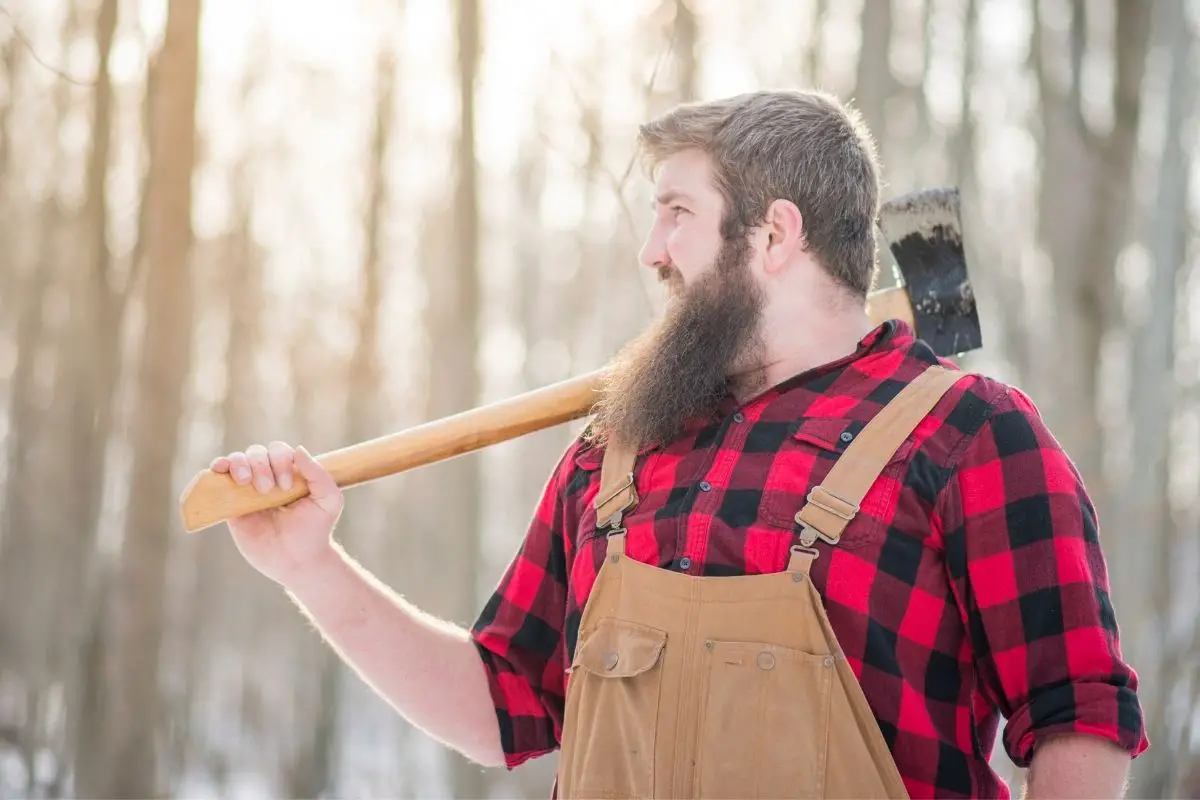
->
[744,318,913,400]
[574,319,919,467]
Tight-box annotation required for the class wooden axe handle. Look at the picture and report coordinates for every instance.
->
[179,286,914,532]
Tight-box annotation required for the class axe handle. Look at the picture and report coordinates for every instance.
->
[179,286,915,533]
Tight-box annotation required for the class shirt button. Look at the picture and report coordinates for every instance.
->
[699,481,712,492]
[679,557,692,570]
[733,412,745,423]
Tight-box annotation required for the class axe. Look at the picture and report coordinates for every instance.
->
[179,186,979,532]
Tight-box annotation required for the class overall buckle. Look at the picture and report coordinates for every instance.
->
[796,486,859,546]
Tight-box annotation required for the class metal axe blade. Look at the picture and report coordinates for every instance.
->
[877,186,982,357]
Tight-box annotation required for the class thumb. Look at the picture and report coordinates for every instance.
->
[294,446,342,512]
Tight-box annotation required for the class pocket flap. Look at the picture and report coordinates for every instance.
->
[791,416,916,464]
[790,417,864,453]
[573,619,667,678]
[573,440,660,472]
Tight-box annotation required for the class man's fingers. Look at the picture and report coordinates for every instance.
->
[228,452,252,485]
[245,444,273,492]
[294,446,340,510]
[211,455,231,473]
[267,441,295,491]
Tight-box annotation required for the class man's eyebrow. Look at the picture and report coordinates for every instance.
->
[651,190,693,209]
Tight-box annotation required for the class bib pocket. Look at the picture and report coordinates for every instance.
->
[759,417,914,550]
[694,640,836,799]
[559,618,668,799]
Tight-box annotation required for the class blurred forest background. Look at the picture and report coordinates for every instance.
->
[0,0,1198,797]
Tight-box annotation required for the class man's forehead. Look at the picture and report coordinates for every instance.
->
[653,150,718,203]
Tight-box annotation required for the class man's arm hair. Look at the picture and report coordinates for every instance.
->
[286,543,506,767]
[1022,733,1131,799]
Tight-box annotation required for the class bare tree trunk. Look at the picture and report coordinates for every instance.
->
[76,23,161,796]
[0,25,20,191]
[1032,0,1102,489]
[805,0,828,86]
[0,7,82,791]
[342,43,394,527]
[1031,0,1150,502]
[0,23,23,319]
[1117,4,1192,794]
[0,201,58,794]
[289,40,399,800]
[55,0,125,782]
[80,0,203,794]
[176,63,267,788]
[0,33,18,338]
[421,2,487,796]
[853,0,893,156]
[512,117,560,479]
[673,0,698,102]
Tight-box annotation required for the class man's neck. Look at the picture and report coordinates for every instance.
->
[728,303,877,403]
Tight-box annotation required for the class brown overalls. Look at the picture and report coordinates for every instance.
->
[557,364,966,799]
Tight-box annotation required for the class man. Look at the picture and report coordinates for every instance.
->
[213,90,1148,797]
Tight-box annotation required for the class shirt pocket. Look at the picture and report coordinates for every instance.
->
[758,417,915,550]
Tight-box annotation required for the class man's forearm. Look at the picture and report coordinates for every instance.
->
[1023,733,1131,799]
[285,543,506,768]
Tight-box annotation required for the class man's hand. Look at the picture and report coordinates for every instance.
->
[211,441,344,587]
[1023,733,1132,799]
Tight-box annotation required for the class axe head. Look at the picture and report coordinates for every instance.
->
[877,187,981,357]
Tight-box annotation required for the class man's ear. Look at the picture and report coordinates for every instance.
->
[762,198,805,274]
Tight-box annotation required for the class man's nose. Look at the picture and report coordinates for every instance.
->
[638,228,667,271]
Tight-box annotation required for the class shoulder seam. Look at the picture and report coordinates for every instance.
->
[950,376,1013,467]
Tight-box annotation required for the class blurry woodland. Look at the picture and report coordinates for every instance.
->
[0,0,1198,797]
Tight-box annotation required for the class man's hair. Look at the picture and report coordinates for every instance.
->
[637,89,882,298]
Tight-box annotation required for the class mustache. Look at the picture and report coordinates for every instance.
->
[657,265,683,290]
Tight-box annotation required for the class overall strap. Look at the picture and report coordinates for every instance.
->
[595,438,639,532]
[795,364,966,547]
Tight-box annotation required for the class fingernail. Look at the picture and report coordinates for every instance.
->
[235,467,250,482]
[256,477,272,492]
[279,473,293,491]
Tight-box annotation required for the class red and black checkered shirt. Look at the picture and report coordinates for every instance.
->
[470,320,1148,797]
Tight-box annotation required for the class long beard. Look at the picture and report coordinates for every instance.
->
[588,237,766,451]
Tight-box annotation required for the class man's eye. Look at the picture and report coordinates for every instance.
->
[671,205,688,216]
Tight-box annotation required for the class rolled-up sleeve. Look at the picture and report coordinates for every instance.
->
[469,443,579,769]
[938,383,1149,767]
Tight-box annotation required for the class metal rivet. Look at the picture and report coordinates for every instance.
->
[610,554,619,563]
[792,572,804,583]
[839,431,854,443]
[733,412,745,423]
[698,481,712,492]
[604,653,619,670]
[822,656,834,668]
[757,652,776,670]
[704,639,713,650]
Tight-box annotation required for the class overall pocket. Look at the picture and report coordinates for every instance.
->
[559,618,668,799]
[694,640,835,799]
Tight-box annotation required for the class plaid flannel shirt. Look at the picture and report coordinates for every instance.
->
[470,320,1148,797]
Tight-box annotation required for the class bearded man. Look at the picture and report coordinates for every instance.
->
[213,90,1147,798]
